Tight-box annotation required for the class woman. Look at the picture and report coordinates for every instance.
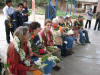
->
[40,20,61,73]
[29,22,55,75]
[40,19,53,47]
[7,26,42,75]
[29,22,43,56]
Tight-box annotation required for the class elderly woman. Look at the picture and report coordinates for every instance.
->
[7,26,42,75]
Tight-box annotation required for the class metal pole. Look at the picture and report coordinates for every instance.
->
[73,0,76,14]
[70,0,73,15]
[56,0,58,14]
[48,0,50,19]
[76,0,78,13]
[32,0,35,21]
[66,0,69,15]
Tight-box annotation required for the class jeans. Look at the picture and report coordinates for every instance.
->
[78,30,90,44]
[63,36,75,50]
[43,60,54,74]
[43,73,51,75]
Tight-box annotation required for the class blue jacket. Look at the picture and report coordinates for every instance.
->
[12,11,23,31]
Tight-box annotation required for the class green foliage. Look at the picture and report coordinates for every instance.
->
[35,0,48,6]
[57,10,66,16]
[0,0,5,8]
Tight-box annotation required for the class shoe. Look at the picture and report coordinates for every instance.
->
[66,51,73,55]
[87,41,91,43]
[85,40,91,43]
[7,41,10,44]
[53,65,61,71]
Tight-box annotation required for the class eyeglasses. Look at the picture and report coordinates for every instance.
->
[46,25,52,27]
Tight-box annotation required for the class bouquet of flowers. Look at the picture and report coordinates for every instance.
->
[0,57,10,75]
[34,58,47,69]
[27,10,32,15]
[67,29,74,35]
[47,46,58,53]
[48,55,60,63]
[64,26,69,32]
[52,24,59,31]
[34,54,60,69]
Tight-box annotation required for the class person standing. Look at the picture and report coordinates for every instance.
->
[22,0,29,22]
[12,3,23,31]
[94,12,100,31]
[3,0,14,44]
[85,8,93,29]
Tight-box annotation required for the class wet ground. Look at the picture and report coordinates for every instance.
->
[0,13,100,75]
[53,29,100,75]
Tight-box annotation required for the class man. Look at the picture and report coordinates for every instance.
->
[12,3,23,31]
[74,15,90,44]
[22,1,29,22]
[3,0,14,44]
[94,12,100,31]
[85,8,93,29]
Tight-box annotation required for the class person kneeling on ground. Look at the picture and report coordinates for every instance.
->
[7,26,42,75]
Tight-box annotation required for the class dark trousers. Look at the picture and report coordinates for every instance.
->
[5,20,14,43]
[94,18,100,30]
[85,20,91,29]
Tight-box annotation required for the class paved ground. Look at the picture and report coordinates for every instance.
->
[0,12,100,75]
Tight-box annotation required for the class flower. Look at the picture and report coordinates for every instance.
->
[48,55,60,63]
[34,58,47,69]
[13,36,31,67]
[40,49,45,54]
[27,41,31,48]
[53,24,57,28]
[34,60,42,66]
[32,34,35,39]
[14,36,20,43]
[67,29,74,35]
[24,60,30,67]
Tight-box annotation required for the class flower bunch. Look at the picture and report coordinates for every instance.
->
[34,58,47,69]
[64,26,69,32]
[28,10,32,15]
[47,46,58,53]
[48,55,60,63]
[67,29,74,35]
